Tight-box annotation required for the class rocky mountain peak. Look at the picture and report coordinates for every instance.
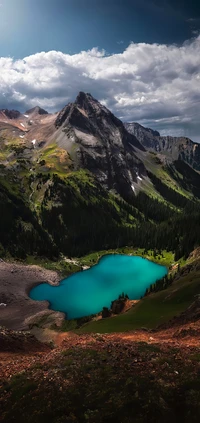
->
[125,122,160,138]
[145,126,160,137]
[75,91,93,106]
[25,106,48,116]
[73,92,111,124]
[55,92,113,128]
[0,109,21,119]
[54,92,146,196]
[55,92,145,148]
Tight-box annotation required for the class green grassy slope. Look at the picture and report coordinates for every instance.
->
[137,151,200,205]
[0,179,58,259]
[78,263,200,333]
[79,248,175,268]
[1,131,200,261]
[137,151,192,198]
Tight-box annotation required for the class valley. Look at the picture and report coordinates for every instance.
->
[1,92,200,422]
[1,92,200,262]
[1,92,200,329]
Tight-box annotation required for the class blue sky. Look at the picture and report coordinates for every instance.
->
[0,0,199,57]
[0,0,200,140]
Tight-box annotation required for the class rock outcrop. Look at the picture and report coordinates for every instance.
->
[111,298,127,314]
[0,109,21,120]
[0,326,49,352]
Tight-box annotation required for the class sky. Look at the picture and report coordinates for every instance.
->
[0,0,200,140]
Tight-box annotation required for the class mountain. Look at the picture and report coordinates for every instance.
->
[25,106,48,116]
[125,122,200,171]
[0,93,147,197]
[1,92,200,260]
[54,92,146,196]
[125,122,161,141]
[0,109,21,120]
[1,95,200,423]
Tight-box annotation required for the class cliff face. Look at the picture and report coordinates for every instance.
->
[125,122,200,171]
[55,92,146,196]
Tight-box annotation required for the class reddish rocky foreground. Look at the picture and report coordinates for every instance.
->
[0,319,200,423]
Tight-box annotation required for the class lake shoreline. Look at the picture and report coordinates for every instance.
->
[0,253,168,331]
[0,261,65,331]
[31,255,167,321]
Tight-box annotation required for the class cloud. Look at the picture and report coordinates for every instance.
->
[192,30,199,35]
[186,18,200,23]
[0,37,200,140]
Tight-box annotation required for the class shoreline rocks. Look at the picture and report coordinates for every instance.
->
[0,261,65,331]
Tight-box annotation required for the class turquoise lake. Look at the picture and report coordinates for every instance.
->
[30,255,167,319]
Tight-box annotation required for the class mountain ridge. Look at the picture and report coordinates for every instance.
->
[25,106,49,116]
[0,92,200,261]
[125,121,200,171]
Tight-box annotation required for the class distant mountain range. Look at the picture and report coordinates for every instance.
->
[125,122,200,171]
[1,92,200,259]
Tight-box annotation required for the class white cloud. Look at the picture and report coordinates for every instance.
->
[187,18,200,23]
[0,36,200,140]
